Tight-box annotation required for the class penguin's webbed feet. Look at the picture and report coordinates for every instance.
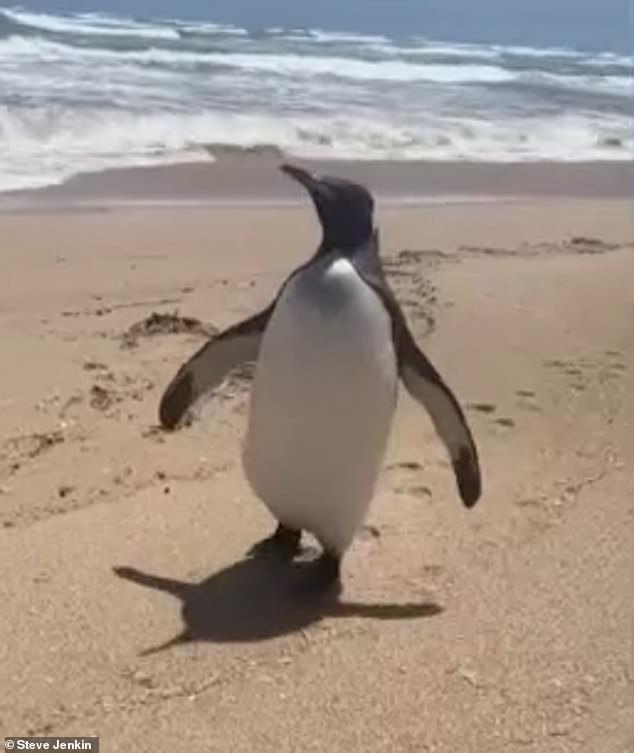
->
[247,523,302,561]
[291,551,341,600]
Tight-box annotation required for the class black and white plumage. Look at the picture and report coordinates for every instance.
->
[159,164,481,594]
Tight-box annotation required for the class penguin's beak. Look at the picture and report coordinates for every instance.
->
[280,163,320,194]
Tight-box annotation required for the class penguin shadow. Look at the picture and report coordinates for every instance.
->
[113,555,442,654]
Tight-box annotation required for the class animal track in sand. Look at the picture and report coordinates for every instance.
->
[459,245,518,258]
[467,402,496,414]
[383,249,448,337]
[515,389,542,413]
[120,311,217,349]
[35,356,155,429]
[0,430,65,478]
[543,351,627,394]
[89,384,113,412]
[565,236,619,254]
[82,359,109,373]
[394,483,433,498]
[1,455,227,530]
[387,460,432,499]
[62,297,183,320]
[86,370,155,417]
[515,466,615,539]
[460,236,625,260]
[397,248,457,263]
[409,484,433,498]
[386,461,424,471]
[466,402,518,431]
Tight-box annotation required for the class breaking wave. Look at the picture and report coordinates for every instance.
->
[0,4,631,192]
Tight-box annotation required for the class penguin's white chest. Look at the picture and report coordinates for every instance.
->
[243,255,398,553]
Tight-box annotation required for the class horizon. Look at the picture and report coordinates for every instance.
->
[6,0,631,53]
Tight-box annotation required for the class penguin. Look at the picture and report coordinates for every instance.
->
[159,164,481,595]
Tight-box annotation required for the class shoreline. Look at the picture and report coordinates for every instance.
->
[1,158,630,213]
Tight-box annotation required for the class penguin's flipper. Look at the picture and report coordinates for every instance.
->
[159,305,274,430]
[350,239,481,507]
[398,329,481,507]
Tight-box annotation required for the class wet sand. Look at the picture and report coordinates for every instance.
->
[0,157,631,212]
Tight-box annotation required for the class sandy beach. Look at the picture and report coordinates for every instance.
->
[0,161,632,751]
[1,158,631,211]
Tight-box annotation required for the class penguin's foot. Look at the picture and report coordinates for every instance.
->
[247,524,302,561]
[292,552,341,600]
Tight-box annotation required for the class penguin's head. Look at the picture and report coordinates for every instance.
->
[281,164,374,250]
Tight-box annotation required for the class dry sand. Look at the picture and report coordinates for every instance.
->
[0,176,632,751]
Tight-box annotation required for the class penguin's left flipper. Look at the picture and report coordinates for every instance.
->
[351,240,481,507]
[159,304,274,430]
[397,328,482,507]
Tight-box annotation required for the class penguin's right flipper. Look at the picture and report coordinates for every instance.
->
[159,304,274,430]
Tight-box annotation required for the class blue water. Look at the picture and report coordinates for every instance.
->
[1,1,631,191]
[21,0,632,54]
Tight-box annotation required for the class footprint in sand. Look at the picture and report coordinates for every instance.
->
[515,389,542,412]
[82,359,109,373]
[565,237,618,255]
[384,251,441,336]
[467,402,496,414]
[120,311,217,350]
[543,359,567,370]
[466,402,517,430]
[393,483,433,498]
[409,484,433,498]
[602,351,628,377]
[544,352,627,394]
[387,460,432,499]
[387,461,424,471]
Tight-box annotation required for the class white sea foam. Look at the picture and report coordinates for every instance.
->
[0,6,630,192]
[1,104,630,192]
[0,37,516,83]
[307,29,390,44]
[166,19,249,36]
[381,43,503,61]
[4,34,628,99]
[494,43,589,59]
[408,37,633,69]
[2,7,179,40]
[197,53,517,83]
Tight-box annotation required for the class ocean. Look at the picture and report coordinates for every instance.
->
[0,2,631,192]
